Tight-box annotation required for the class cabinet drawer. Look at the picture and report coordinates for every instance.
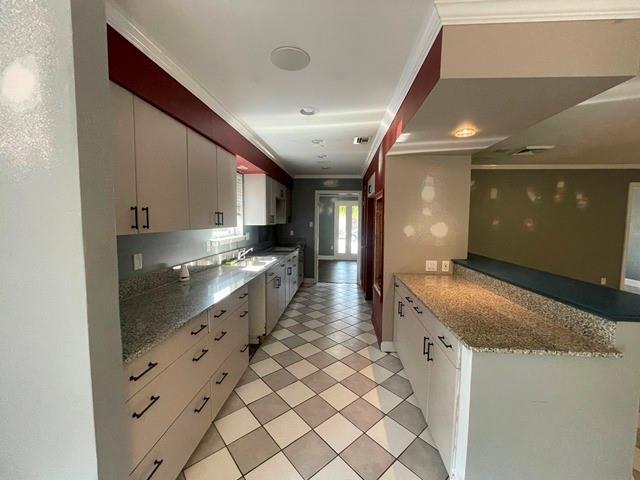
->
[124,312,209,400]
[426,310,460,369]
[129,383,212,480]
[209,286,249,326]
[210,302,249,372]
[126,334,213,472]
[210,340,250,420]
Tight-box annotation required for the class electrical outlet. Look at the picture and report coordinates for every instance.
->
[425,260,438,272]
[309,221,313,228]
[441,260,450,272]
[600,276,607,285]
[290,230,294,236]
[133,253,143,271]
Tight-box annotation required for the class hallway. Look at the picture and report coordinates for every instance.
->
[318,260,358,284]
[181,282,446,480]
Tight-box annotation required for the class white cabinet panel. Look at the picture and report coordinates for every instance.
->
[216,146,237,228]
[110,82,137,235]
[187,129,218,229]
[134,97,189,233]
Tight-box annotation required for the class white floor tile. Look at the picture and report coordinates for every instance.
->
[327,331,352,343]
[419,427,437,449]
[245,452,302,480]
[319,383,358,410]
[314,413,361,453]
[366,416,415,457]
[359,363,394,383]
[184,447,241,480]
[264,410,311,448]
[277,380,315,407]
[324,344,353,360]
[299,330,323,342]
[356,332,378,344]
[357,346,387,361]
[379,460,421,480]
[405,394,419,407]
[250,357,282,377]
[214,407,260,445]
[293,343,322,358]
[303,319,324,329]
[235,378,272,404]
[279,318,299,327]
[261,341,289,356]
[272,328,294,340]
[362,386,403,413]
[328,320,350,330]
[307,311,326,319]
[284,310,302,318]
[322,361,356,381]
[286,359,319,379]
[396,369,408,379]
[310,457,361,480]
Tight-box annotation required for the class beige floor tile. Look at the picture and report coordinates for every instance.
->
[314,413,361,453]
[367,417,416,457]
[264,410,311,449]
[244,452,303,480]
[319,383,358,410]
[214,407,260,445]
[184,447,241,480]
[277,380,316,407]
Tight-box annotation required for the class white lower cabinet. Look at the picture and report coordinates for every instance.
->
[125,285,250,477]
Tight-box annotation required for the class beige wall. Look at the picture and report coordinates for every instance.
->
[469,169,640,288]
[383,154,471,341]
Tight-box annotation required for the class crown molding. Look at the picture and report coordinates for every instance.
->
[105,1,292,176]
[361,10,442,176]
[472,163,640,170]
[435,0,640,25]
[294,174,363,179]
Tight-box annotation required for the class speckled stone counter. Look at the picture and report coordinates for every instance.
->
[395,272,620,357]
[120,258,282,364]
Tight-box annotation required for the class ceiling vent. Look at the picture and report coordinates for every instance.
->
[511,145,555,156]
[353,136,370,145]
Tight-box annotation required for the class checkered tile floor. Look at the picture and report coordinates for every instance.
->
[180,283,448,480]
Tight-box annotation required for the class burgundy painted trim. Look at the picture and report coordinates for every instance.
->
[106,26,292,187]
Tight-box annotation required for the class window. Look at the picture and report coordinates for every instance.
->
[209,173,244,241]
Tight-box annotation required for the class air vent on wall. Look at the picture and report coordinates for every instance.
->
[511,145,555,156]
[353,136,370,145]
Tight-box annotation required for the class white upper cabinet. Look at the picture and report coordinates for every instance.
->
[216,147,238,228]
[110,83,137,235]
[134,97,189,234]
[244,174,288,225]
[187,129,218,229]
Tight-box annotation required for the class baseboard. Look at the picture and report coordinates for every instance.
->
[318,255,336,260]
[380,341,396,353]
[303,277,316,286]
[624,278,640,288]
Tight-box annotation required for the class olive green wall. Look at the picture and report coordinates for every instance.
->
[469,169,640,288]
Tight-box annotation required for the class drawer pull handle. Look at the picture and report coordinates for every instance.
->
[131,206,139,230]
[405,296,413,303]
[214,331,227,341]
[239,293,248,299]
[192,349,209,362]
[413,306,423,314]
[240,344,248,352]
[423,337,434,362]
[146,459,163,480]
[438,336,453,349]
[194,396,210,413]
[132,395,160,419]
[129,362,158,382]
[216,372,229,384]
[214,309,227,318]
[240,311,248,318]
[191,324,207,336]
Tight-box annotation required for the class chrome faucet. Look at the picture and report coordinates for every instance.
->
[237,247,254,261]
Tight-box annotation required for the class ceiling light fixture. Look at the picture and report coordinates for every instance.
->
[454,126,478,138]
[270,46,311,71]
[237,165,249,171]
[317,154,327,159]
[300,106,319,116]
[311,138,324,145]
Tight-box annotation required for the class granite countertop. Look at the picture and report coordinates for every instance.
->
[395,273,621,357]
[120,251,300,364]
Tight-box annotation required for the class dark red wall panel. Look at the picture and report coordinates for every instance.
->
[107,26,292,187]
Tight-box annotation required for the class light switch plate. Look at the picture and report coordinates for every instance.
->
[441,260,450,272]
[133,253,143,271]
[425,260,438,272]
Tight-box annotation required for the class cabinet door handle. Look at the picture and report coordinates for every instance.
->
[192,349,209,362]
[397,301,401,315]
[275,277,281,288]
[220,211,224,225]
[132,395,160,419]
[405,296,413,303]
[129,362,158,382]
[190,324,207,336]
[214,309,227,318]
[146,459,163,480]
[423,338,434,362]
[240,311,248,318]
[216,372,229,384]
[398,302,404,317]
[239,293,248,299]
[214,331,227,341]
[438,336,453,349]
[240,344,248,352]
[131,206,139,230]
[194,396,210,413]
[141,207,150,229]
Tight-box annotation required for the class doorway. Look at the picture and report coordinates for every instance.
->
[314,191,362,284]
[621,183,640,295]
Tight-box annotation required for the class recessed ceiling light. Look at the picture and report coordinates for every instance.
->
[300,106,319,116]
[454,126,478,138]
[311,138,324,145]
[321,165,331,170]
[270,46,311,71]
[317,154,327,159]
[237,165,249,171]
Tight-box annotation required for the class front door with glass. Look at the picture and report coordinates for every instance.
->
[334,200,359,260]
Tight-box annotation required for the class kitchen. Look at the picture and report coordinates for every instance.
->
[3,2,640,480]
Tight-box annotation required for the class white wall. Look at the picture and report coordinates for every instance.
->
[0,2,126,479]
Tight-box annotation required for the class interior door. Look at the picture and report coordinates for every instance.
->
[334,200,359,260]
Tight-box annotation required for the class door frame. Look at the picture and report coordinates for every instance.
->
[620,182,640,291]
[333,200,359,261]
[314,190,362,284]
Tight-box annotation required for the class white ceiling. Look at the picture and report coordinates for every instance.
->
[109,0,436,176]
[473,76,640,165]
